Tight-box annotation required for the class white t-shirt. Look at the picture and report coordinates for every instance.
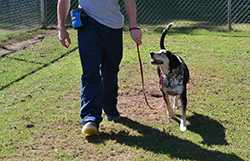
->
[79,0,124,29]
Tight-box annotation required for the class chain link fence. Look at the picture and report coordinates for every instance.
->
[0,0,41,29]
[0,0,249,31]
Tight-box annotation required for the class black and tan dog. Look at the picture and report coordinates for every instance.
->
[150,23,190,131]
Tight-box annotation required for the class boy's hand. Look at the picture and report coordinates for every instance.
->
[58,28,71,48]
[130,28,142,45]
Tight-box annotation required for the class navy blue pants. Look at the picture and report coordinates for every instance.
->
[77,17,123,126]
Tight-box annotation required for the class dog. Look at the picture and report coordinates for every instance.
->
[150,23,190,131]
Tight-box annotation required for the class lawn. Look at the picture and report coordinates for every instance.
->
[0,27,249,161]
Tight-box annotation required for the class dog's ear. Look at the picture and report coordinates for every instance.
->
[165,50,172,56]
[166,50,171,54]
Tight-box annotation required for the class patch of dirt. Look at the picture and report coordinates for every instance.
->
[15,68,197,160]
[118,78,165,122]
[21,118,134,161]
[118,72,197,123]
[3,35,45,51]
[0,48,12,57]
[0,30,55,57]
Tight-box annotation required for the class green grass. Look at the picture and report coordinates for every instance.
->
[0,28,250,161]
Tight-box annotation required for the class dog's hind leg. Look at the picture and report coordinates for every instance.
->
[179,88,187,132]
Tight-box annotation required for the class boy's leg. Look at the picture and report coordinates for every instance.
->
[101,28,123,119]
[78,25,103,127]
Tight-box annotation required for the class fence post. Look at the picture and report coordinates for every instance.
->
[40,0,47,28]
[227,0,232,31]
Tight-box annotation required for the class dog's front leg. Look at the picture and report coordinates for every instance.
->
[162,92,175,120]
[179,88,187,132]
[171,96,178,113]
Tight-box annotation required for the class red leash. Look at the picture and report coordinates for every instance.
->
[136,44,156,110]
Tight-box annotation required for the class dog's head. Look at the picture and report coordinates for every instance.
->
[150,49,170,66]
[150,49,182,74]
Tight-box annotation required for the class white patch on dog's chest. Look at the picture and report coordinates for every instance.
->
[161,66,184,95]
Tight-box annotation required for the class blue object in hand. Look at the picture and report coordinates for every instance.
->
[70,8,83,29]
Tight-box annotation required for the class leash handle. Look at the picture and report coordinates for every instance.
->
[136,44,155,110]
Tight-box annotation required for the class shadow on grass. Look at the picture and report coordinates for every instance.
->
[5,56,45,65]
[188,112,229,146]
[97,117,242,161]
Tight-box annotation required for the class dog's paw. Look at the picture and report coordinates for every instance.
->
[180,124,187,132]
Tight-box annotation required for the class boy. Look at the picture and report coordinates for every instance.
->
[57,0,142,136]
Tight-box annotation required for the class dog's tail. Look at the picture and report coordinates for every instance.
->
[160,22,174,50]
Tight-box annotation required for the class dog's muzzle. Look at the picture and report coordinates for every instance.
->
[151,59,163,65]
[150,53,163,64]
